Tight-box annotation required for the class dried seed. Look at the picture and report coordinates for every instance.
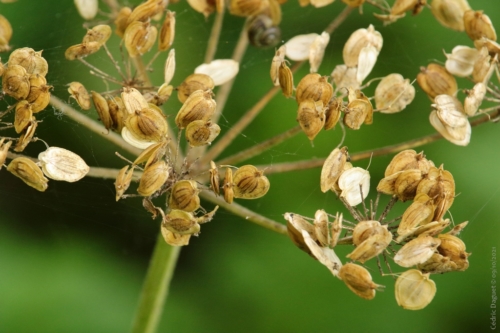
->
[91,91,113,130]
[309,31,329,73]
[26,74,51,113]
[127,0,167,24]
[159,10,175,51]
[169,180,201,212]
[331,64,359,91]
[7,157,48,192]
[324,97,343,130]
[38,147,90,182]
[68,82,91,110]
[0,14,13,52]
[270,45,286,86]
[375,73,415,113]
[177,73,215,104]
[14,119,37,152]
[343,24,383,68]
[175,89,216,129]
[394,235,441,267]
[384,150,433,177]
[123,21,158,58]
[344,99,371,130]
[8,47,48,77]
[2,65,30,100]
[163,209,200,235]
[14,100,33,134]
[295,73,333,106]
[285,212,315,255]
[464,82,486,116]
[209,161,220,195]
[297,99,325,141]
[107,96,126,132]
[115,165,135,201]
[125,106,169,142]
[122,87,150,115]
[430,0,470,31]
[278,61,294,98]
[338,167,370,206]
[137,160,170,197]
[301,229,343,277]
[444,45,479,77]
[164,49,176,85]
[82,25,112,46]
[395,269,436,310]
[185,120,220,147]
[232,165,270,199]
[417,63,457,100]
[229,0,270,17]
[114,7,132,38]
[0,138,12,170]
[464,9,496,42]
[194,59,239,86]
[284,33,318,61]
[187,0,215,18]
[320,146,349,193]
[64,42,101,60]
[346,230,392,264]
[223,167,234,204]
[339,263,382,300]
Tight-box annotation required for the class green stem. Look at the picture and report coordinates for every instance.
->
[131,233,181,333]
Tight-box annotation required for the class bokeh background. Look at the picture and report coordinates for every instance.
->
[0,0,499,332]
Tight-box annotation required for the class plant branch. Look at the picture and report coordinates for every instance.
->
[131,233,181,333]
[217,125,302,166]
[200,191,287,235]
[258,109,500,175]
[204,8,225,64]
[49,95,142,157]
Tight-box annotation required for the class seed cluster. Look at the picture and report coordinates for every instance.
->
[286,149,469,310]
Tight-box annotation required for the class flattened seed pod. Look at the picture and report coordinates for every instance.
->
[233,165,270,199]
[137,160,170,197]
[38,147,90,182]
[395,269,436,310]
[68,82,91,110]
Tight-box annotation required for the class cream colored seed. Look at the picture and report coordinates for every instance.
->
[278,61,294,98]
[0,138,13,170]
[394,235,441,267]
[137,160,170,197]
[8,47,48,77]
[14,119,37,152]
[68,82,91,110]
[320,146,349,193]
[82,25,112,46]
[38,147,90,182]
[395,269,436,310]
[115,165,135,201]
[430,0,470,31]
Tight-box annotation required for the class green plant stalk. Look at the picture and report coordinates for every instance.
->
[131,233,181,333]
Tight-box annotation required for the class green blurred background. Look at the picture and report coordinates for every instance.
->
[0,0,499,332]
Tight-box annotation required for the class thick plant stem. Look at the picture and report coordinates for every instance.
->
[131,234,181,333]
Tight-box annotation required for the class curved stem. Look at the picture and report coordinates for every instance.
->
[131,234,181,333]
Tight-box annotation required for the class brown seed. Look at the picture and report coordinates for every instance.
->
[91,91,113,130]
[8,47,48,77]
[14,100,33,134]
[163,209,200,235]
[391,0,425,15]
[175,89,216,129]
[270,45,286,86]
[339,263,382,300]
[284,212,315,256]
[229,0,270,17]
[127,0,167,25]
[278,61,294,98]
[295,73,333,106]
[464,10,497,42]
[68,82,91,110]
[125,106,169,142]
[324,97,342,130]
[7,157,48,192]
[169,180,200,212]
[417,63,457,100]
[384,149,432,177]
[2,65,30,100]
[346,230,392,264]
[297,99,325,140]
[133,139,168,168]
[320,146,349,193]
[107,96,126,132]
[0,138,12,170]
[223,167,234,204]
[232,165,270,199]
[177,74,215,104]
[115,165,135,201]
[344,99,371,130]
[159,10,175,51]
[64,42,101,60]
[185,120,220,147]
[26,74,51,113]
[14,119,37,152]
[187,0,215,18]
[114,7,133,38]
[209,161,220,195]
[137,160,170,197]
[416,165,455,220]
[0,14,13,52]
[123,21,158,58]
[82,25,112,46]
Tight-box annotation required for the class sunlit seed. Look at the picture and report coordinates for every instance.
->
[7,157,48,192]
[38,147,90,182]
[233,165,270,199]
[395,269,436,310]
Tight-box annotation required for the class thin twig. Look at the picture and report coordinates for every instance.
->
[49,95,142,157]
[199,191,287,235]
[257,109,500,175]
[217,125,302,166]
[204,8,225,64]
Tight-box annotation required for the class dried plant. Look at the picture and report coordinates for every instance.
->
[0,0,499,331]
